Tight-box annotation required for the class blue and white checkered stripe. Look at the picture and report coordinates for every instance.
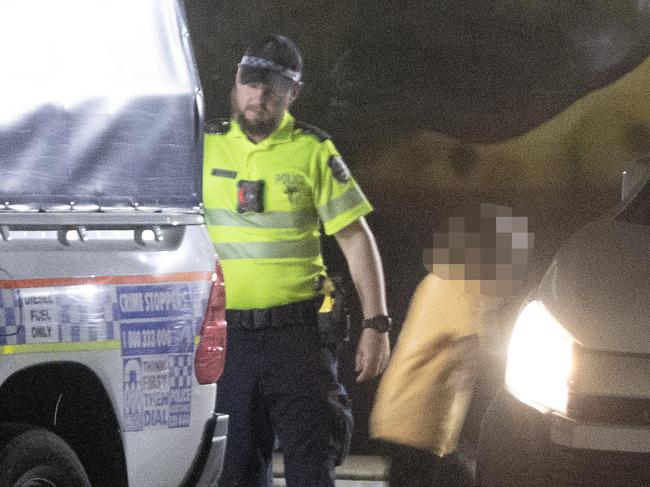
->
[240,55,301,82]
[0,289,20,345]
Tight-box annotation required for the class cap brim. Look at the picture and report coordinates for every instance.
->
[240,66,268,84]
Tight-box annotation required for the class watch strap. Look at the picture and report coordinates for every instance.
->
[362,314,392,332]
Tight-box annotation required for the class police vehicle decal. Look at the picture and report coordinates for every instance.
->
[0,273,213,431]
[119,284,196,431]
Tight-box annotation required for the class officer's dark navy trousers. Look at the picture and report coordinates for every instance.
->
[216,321,352,487]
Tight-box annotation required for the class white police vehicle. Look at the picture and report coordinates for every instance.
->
[0,1,227,485]
[477,158,650,486]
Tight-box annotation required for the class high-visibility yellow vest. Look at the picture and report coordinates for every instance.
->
[203,112,372,309]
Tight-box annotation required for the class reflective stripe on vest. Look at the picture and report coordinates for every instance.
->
[215,236,321,260]
[318,186,368,223]
[205,207,318,229]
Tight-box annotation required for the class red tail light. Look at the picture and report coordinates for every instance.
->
[195,258,227,384]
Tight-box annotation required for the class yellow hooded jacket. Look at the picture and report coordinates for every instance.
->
[370,273,498,456]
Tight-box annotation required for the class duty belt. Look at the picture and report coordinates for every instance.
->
[226,297,321,330]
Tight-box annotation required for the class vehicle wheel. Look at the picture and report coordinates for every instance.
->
[0,425,91,487]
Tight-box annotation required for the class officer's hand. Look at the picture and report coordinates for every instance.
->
[355,328,390,383]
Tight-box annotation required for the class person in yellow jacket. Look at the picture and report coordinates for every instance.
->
[203,35,391,487]
[370,202,533,486]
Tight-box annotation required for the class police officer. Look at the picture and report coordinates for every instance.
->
[203,35,391,487]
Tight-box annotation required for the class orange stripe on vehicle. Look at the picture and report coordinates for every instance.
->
[0,271,213,289]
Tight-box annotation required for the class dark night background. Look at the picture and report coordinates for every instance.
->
[184,0,650,454]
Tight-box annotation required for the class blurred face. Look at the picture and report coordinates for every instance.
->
[231,66,300,141]
[422,203,534,296]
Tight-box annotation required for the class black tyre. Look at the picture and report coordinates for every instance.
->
[0,425,91,487]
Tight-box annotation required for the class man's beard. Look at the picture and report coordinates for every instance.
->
[231,89,281,139]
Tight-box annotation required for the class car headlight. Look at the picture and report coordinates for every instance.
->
[505,300,575,414]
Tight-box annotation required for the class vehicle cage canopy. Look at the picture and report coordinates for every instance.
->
[0,0,203,211]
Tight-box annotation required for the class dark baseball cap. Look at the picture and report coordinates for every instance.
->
[239,35,303,87]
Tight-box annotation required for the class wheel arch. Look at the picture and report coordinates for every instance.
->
[0,361,128,487]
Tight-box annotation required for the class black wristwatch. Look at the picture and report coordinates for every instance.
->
[362,315,393,333]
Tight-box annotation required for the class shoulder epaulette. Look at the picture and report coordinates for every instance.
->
[205,118,231,135]
[294,120,331,142]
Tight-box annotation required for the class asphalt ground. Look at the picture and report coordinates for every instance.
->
[272,454,389,486]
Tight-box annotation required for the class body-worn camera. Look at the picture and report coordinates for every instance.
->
[237,180,264,213]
